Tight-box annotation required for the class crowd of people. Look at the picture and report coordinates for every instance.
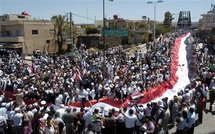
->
[0,31,214,134]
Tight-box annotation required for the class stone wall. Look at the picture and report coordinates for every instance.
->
[77,35,128,49]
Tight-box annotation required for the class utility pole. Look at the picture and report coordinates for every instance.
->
[147,0,163,49]
[153,0,156,44]
[69,12,73,51]
[103,0,106,51]
[102,0,113,62]
[147,17,150,44]
[66,12,73,51]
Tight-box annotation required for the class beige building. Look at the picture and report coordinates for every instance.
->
[0,13,55,55]
[95,16,153,44]
[199,6,215,31]
[95,17,150,31]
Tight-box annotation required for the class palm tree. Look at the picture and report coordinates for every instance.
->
[51,15,68,53]
[72,27,78,46]
[137,21,150,43]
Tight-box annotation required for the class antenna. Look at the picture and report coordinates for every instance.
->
[211,3,215,10]
[87,8,88,24]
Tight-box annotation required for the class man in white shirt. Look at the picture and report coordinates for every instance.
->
[83,110,92,128]
[55,94,63,106]
[0,104,8,120]
[89,88,95,100]
[81,89,89,108]
[11,107,23,134]
[124,109,137,134]
[0,114,6,134]
[53,112,65,134]
[187,107,196,134]
[183,89,191,102]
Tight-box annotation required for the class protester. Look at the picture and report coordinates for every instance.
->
[140,117,155,134]
[123,109,137,134]
[175,110,187,134]
[11,107,24,134]
[186,107,196,134]
[62,108,74,134]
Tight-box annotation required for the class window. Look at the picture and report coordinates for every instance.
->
[49,29,54,34]
[32,30,38,35]
[16,30,21,36]
[18,15,25,19]
[6,31,10,36]
[213,14,215,22]
[3,14,8,20]
[46,40,50,43]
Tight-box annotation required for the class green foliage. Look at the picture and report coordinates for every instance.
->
[51,15,69,53]
[128,30,135,39]
[142,33,149,43]
[85,26,99,35]
[137,21,150,43]
[138,21,148,29]
[136,21,149,31]
[156,24,171,36]
[163,11,173,27]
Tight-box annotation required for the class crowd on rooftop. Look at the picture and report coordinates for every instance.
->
[0,31,214,134]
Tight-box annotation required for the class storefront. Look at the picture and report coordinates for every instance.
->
[0,42,22,58]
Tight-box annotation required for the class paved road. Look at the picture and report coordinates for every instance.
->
[169,102,215,134]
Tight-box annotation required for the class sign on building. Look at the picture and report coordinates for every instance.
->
[66,38,72,44]
[103,29,128,37]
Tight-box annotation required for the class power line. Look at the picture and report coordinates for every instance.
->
[72,13,96,21]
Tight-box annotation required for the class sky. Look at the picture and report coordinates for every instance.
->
[0,0,214,24]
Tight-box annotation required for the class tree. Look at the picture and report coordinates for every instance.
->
[51,15,69,53]
[137,21,150,43]
[137,21,148,30]
[72,27,78,47]
[128,30,135,45]
[85,26,99,35]
[163,11,173,27]
[156,24,171,36]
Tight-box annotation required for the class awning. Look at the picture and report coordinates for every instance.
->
[0,43,6,48]
[0,43,22,49]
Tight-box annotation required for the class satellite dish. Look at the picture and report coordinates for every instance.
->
[142,16,147,20]
[147,1,153,4]
[157,0,163,3]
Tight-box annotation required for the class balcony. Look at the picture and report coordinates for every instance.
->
[0,20,24,25]
[0,36,24,42]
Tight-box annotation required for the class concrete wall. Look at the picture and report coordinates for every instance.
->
[77,35,127,49]
[77,36,100,48]
[23,22,55,54]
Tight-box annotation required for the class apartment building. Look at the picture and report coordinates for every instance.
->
[0,13,55,55]
[199,5,215,31]
[94,15,153,45]
[95,16,149,31]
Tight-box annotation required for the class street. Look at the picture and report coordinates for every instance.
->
[169,102,215,134]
